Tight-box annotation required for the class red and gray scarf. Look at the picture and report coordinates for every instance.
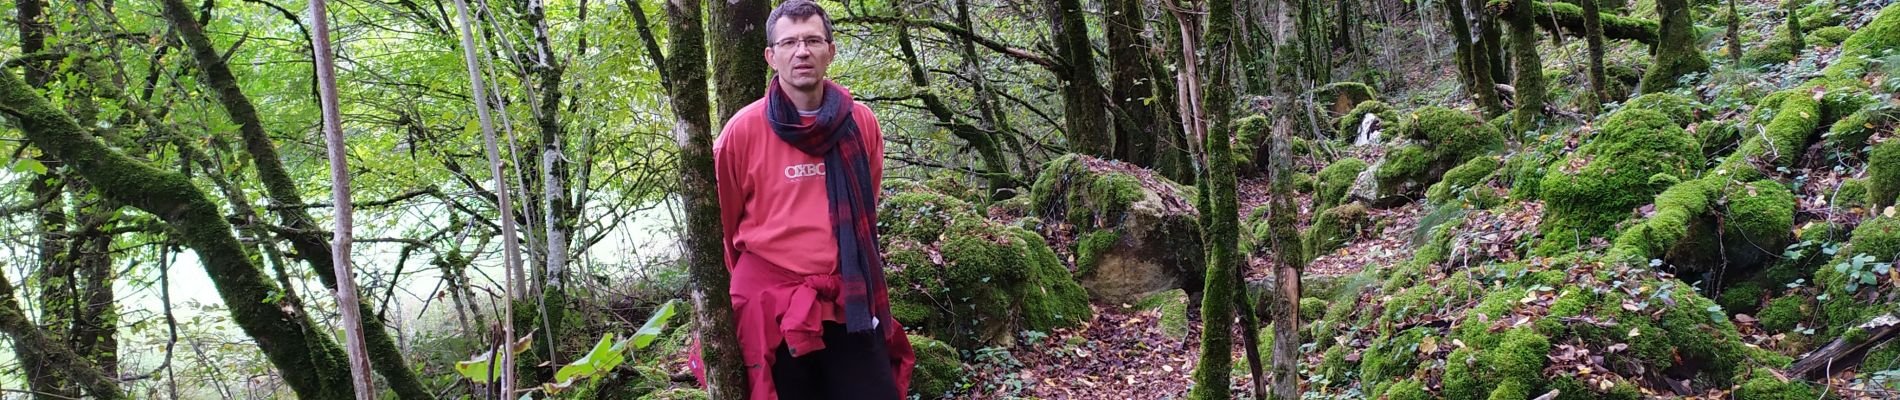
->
[765,77,891,334]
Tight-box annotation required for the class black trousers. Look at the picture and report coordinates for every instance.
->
[771,321,900,400]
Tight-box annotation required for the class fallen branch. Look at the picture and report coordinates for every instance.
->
[1791,313,1900,379]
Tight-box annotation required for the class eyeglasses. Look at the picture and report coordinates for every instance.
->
[771,36,831,52]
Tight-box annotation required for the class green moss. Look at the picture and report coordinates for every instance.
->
[1359,327,1430,384]
[1293,172,1316,193]
[1386,378,1430,400]
[1486,378,1533,400]
[1622,92,1700,127]
[885,190,1092,347]
[1375,108,1504,201]
[1376,145,1436,198]
[1427,156,1503,205]
[1757,295,1808,333]
[1073,229,1122,277]
[1638,0,1710,93]
[1733,368,1819,400]
[1870,140,1900,209]
[1146,289,1190,338]
[1716,281,1765,316]
[1806,25,1851,47]
[1317,344,1354,384]
[1300,297,1327,321]
[907,334,964,398]
[1538,109,1704,255]
[1444,348,1481,399]
[1234,114,1270,172]
[1825,108,1892,154]
[1744,25,1804,67]
[1010,228,1093,332]
[1302,203,1369,261]
[880,191,977,244]
[1316,158,1369,211]
[1822,4,1900,79]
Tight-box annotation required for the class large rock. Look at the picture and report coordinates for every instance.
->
[879,187,1091,347]
[1029,154,1204,304]
[1350,106,1504,207]
[1538,108,1704,255]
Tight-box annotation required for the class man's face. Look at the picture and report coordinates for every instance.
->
[765,16,835,92]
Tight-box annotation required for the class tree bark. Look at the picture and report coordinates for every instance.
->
[0,271,119,400]
[1046,0,1115,158]
[451,0,529,395]
[1507,0,1546,133]
[309,0,377,395]
[1107,0,1161,167]
[1446,0,1506,117]
[648,0,748,397]
[1581,0,1611,112]
[709,0,768,125]
[1726,0,1743,63]
[154,0,433,396]
[2,57,355,399]
[1261,123,1304,399]
[1188,0,1241,396]
[1637,0,1708,94]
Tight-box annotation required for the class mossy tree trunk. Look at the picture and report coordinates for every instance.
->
[1046,0,1115,158]
[1507,0,1547,133]
[1,59,354,399]
[1478,0,1510,84]
[952,0,1029,185]
[154,0,431,395]
[1262,121,1305,399]
[1638,0,1709,93]
[1446,0,1506,117]
[1726,0,1744,63]
[1108,0,1161,168]
[637,0,747,397]
[1582,0,1612,112]
[12,1,81,396]
[1784,0,1806,53]
[1187,0,1241,396]
[709,0,767,125]
[0,271,119,400]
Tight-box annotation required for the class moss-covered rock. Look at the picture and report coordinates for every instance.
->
[1302,202,1371,261]
[1138,289,1191,338]
[1757,294,1809,333]
[907,334,964,398]
[1314,81,1379,118]
[1029,154,1203,304]
[1364,107,1505,205]
[1813,216,1900,341]
[1539,109,1705,255]
[1622,92,1701,128]
[1744,25,1805,67]
[1821,4,1900,79]
[883,188,1092,347]
[1869,140,1900,210]
[1608,177,1796,279]
[1426,155,1504,207]
[1338,100,1401,142]
[1824,107,1894,155]
[1317,158,1369,211]
[636,388,709,400]
[1234,114,1270,176]
[1806,25,1851,47]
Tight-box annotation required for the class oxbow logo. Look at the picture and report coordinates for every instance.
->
[784,163,826,179]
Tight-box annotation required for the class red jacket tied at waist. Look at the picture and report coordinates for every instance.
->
[689,252,914,400]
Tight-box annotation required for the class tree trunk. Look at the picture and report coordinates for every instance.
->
[1637,0,1708,94]
[1188,0,1241,396]
[953,0,1027,192]
[709,0,768,125]
[1726,0,1743,63]
[309,0,378,395]
[1507,0,1546,133]
[1445,0,1506,117]
[650,0,748,397]
[2,58,355,399]
[451,0,529,395]
[1107,0,1162,168]
[154,0,433,396]
[1477,0,1509,85]
[1261,122,1304,399]
[1582,0,1611,112]
[1046,0,1115,158]
[0,271,120,400]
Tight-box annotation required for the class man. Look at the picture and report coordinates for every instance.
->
[703,1,914,399]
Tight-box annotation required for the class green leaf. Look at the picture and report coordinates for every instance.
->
[10,158,46,175]
[552,333,626,384]
[632,299,679,349]
[450,334,535,383]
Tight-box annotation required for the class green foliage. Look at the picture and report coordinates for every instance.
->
[1807,26,1852,47]
[1426,156,1503,206]
[1733,368,1819,400]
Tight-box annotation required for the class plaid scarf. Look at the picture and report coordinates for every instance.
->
[765,77,891,334]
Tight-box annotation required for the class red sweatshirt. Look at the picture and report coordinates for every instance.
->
[692,93,914,400]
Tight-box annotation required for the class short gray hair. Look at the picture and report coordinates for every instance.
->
[765,0,834,43]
